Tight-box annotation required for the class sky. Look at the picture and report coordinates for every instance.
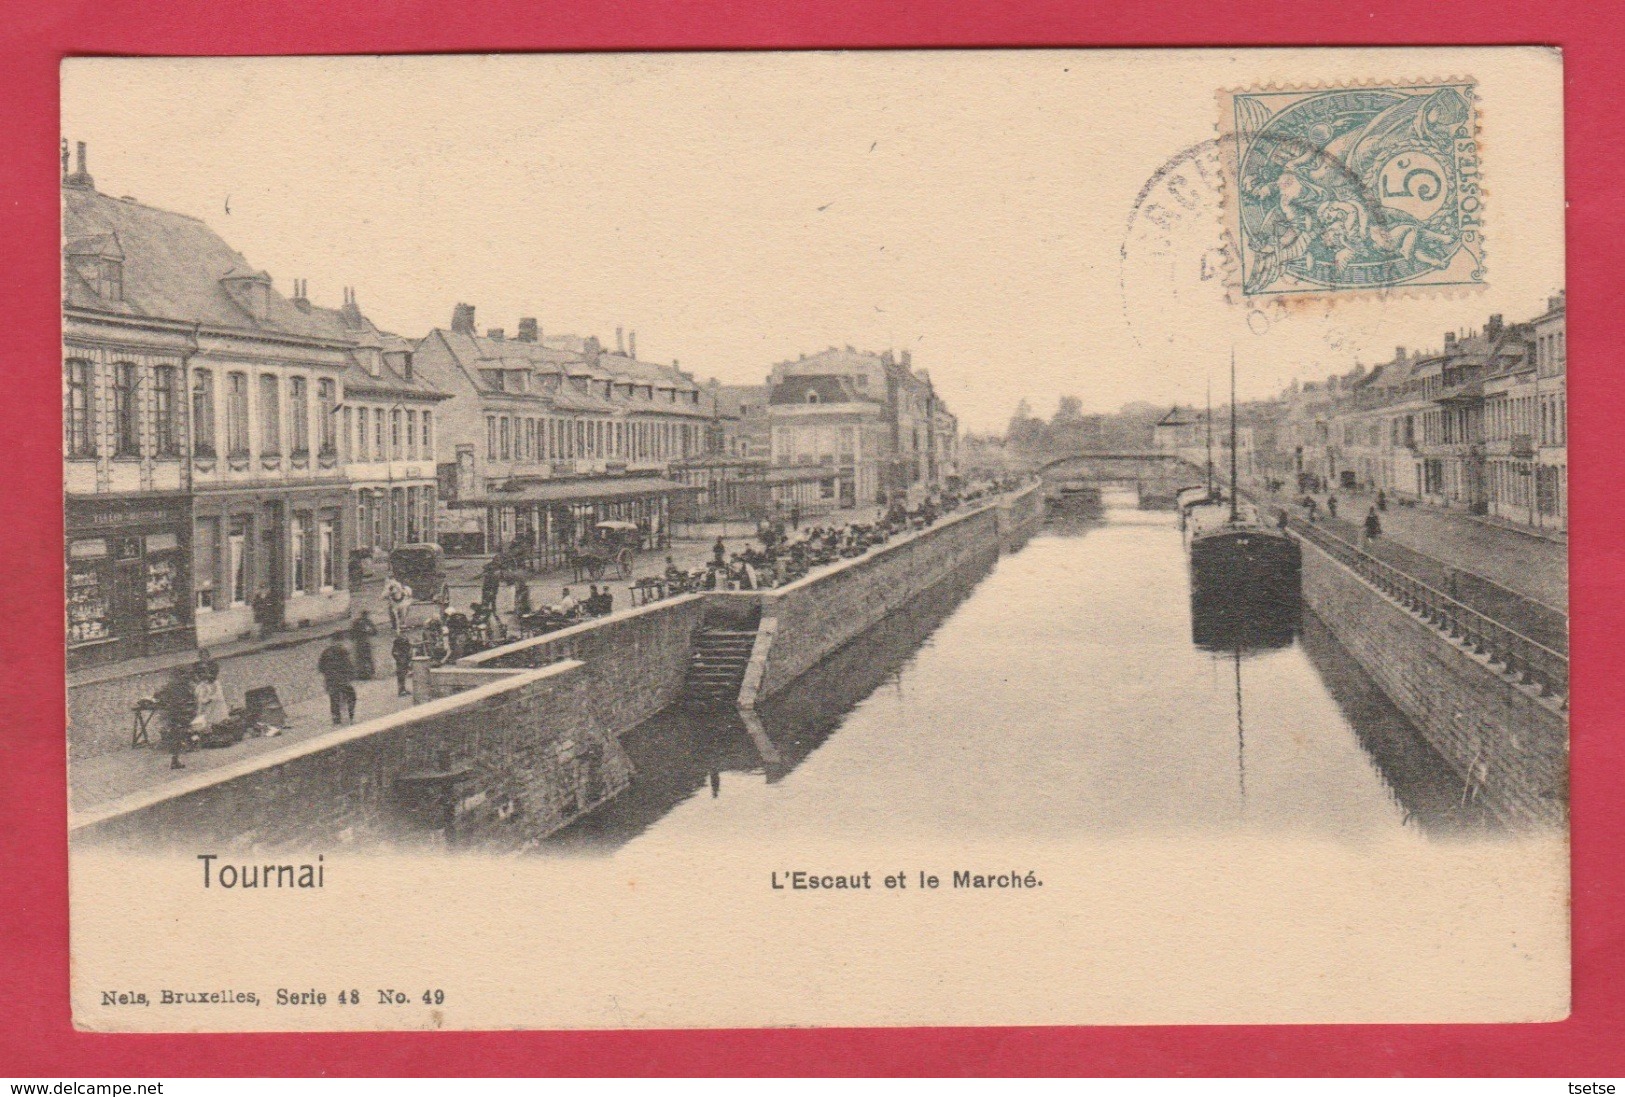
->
[62,49,1564,433]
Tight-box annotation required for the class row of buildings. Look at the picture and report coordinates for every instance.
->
[1150,294,1568,532]
[1268,294,1567,531]
[62,146,959,669]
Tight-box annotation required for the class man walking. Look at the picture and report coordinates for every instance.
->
[391,632,415,697]
[317,638,357,726]
[1363,506,1382,547]
[480,559,502,612]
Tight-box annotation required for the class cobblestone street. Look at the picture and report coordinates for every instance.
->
[66,507,883,811]
[70,674,412,815]
[1260,484,1567,612]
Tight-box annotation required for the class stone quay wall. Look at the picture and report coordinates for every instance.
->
[1299,534,1568,827]
[69,491,1029,849]
[996,484,1044,549]
[70,661,636,852]
[738,497,1010,707]
[453,595,706,733]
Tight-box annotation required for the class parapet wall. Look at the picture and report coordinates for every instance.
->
[70,660,635,852]
[452,594,706,733]
[995,484,1044,549]
[740,500,1005,706]
[1299,534,1568,827]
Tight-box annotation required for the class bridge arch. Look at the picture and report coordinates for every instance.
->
[1038,452,1208,509]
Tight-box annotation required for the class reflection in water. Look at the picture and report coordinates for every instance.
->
[545,562,992,853]
[545,503,1494,854]
[1298,612,1498,835]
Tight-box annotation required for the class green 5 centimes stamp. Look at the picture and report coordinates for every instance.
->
[1219,82,1484,297]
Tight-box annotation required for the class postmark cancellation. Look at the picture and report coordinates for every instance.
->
[1218,81,1484,298]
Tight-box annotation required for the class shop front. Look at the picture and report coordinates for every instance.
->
[191,485,352,648]
[66,494,194,670]
[457,476,700,571]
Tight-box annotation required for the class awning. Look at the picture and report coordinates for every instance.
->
[453,475,701,509]
[763,466,835,484]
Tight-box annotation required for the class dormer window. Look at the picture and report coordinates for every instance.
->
[65,233,125,302]
[807,391,820,405]
[97,258,123,302]
[220,268,272,323]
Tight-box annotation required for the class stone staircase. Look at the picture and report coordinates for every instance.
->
[679,628,758,709]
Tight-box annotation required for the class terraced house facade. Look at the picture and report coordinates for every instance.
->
[1268,293,1567,532]
[412,308,707,561]
[62,146,448,665]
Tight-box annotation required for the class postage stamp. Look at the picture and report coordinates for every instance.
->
[1218,81,1484,298]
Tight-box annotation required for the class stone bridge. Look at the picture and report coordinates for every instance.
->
[1039,452,1207,507]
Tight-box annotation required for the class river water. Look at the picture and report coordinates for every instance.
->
[550,497,1495,854]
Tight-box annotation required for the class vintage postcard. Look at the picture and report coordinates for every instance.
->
[63,47,1568,1031]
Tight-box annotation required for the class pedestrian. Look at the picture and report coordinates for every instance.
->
[317,639,357,725]
[155,667,198,770]
[1276,508,1290,532]
[1363,507,1382,546]
[1327,494,1338,519]
[192,666,232,742]
[480,559,502,611]
[469,600,494,646]
[1376,489,1388,512]
[251,584,279,638]
[423,612,449,666]
[350,611,378,680]
[513,577,532,618]
[384,574,411,632]
[444,607,471,660]
[790,504,801,530]
[193,646,220,686]
[391,632,414,697]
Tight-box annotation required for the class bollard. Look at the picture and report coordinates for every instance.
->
[410,655,433,704]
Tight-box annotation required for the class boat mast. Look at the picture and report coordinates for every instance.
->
[1229,349,1240,522]
[1205,378,1214,497]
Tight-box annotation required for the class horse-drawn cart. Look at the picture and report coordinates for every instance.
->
[570,520,640,581]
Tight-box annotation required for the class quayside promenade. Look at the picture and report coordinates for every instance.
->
[69,488,1042,848]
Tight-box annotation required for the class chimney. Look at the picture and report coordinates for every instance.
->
[1444,331,1456,348]
[1485,314,1504,342]
[291,278,311,313]
[451,303,476,334]
[516,318,538,343]
[340,286,364,327]
[487,327,505,341]
[1395,346,1405,362]
[900,349,912,369]
[62,139,95,189]
[615,327,625,355]
[628,330,637,360]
